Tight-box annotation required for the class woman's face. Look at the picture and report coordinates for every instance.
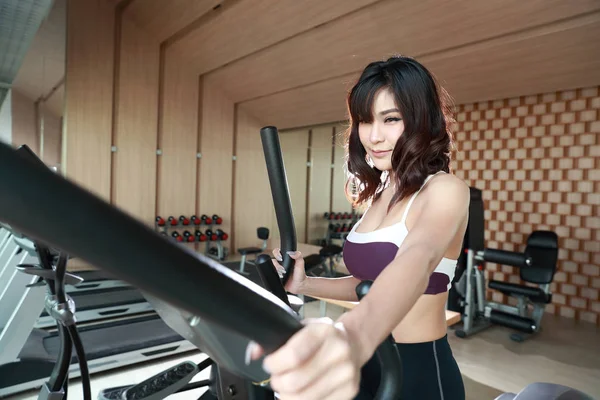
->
[358,88,405,172]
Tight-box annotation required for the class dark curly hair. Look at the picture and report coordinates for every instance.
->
[343,55,456,211]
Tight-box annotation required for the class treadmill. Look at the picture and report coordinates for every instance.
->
[0,147,197,397]
[34,277,155,329]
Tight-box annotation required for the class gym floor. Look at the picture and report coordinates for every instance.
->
[6,300,599,400]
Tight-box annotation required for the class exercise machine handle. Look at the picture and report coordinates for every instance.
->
[0,142,302,354]
[479,248,532,268]
[260,126,297,286]
[356,281,403,400]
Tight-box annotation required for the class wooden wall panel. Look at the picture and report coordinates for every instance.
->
[172,0,379,76]
[239,76,353,130]
[331,123,352,214]
[208,0,600,103]
[307,125,334,244]
[279,129,309,243]
[40,104,62,167]
[11,90,38,154]
[112,15,159,224]
[157,48,198,218]
[233,108,271,250]
[125,0,220,42]
[63,0,114,200]
[198,77,234,245]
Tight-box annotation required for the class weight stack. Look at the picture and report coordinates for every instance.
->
[489,309,536,333]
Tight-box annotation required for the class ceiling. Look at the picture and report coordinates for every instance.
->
[129,0,600,129]
[11,0,600,129]
[11,0,65,116]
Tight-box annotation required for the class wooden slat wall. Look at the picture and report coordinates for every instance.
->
[307,125,334,244]
[279,129,310,243]
[232,107,271,250]
[331,123,352,214]
[11,90,38,154]
[198,77,234,245]
[63,0,114,200]
[156,48,198,219]
[112,14,159,224]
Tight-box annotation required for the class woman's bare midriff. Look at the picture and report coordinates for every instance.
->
[391,292,449,343]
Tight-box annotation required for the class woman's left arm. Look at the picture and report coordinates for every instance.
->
[254,178,470,400]
[338,177,470,365]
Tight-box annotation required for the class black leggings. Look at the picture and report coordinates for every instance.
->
[355,335,465,400]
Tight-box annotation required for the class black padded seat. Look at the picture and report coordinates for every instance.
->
[237,247,262,256]
[303,254,323,273]
[319,245,343,258]
[488,280,552,304]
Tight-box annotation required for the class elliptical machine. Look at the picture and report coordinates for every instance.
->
[452,187,559,342]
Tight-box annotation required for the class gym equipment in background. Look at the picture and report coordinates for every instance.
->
[236,227,270,274]
[453,187,559,342]
[34,269,155,329]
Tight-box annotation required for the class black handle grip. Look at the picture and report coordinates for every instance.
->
[255,254,291,307]
[260,126,297,286]
[355,281,403,400]
[0,142,302,353]
[482,249,531,268]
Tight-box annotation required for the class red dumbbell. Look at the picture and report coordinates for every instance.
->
[156,216,166,226]
[195,230,208,242]
[171,231,183,242]
[216,229,228,241]
[212,214,223,225]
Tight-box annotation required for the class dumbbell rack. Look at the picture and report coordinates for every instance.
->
[154,214,229,261]
[322,211,362,245]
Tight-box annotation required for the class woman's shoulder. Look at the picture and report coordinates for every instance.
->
[421,172,470,206]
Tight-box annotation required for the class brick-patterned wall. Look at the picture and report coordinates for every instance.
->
[451,86,600,325]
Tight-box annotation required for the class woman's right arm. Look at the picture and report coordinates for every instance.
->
[272,249,362,302]
[298,275,363,302]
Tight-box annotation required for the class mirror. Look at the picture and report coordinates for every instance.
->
[8,0,66,172]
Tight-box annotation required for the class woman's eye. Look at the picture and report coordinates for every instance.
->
[385,117,401,123]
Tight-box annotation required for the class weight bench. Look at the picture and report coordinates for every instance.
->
[485,230,559,341]
[303,244,343,278]
[454,187,560,341]
[237,227,269,275]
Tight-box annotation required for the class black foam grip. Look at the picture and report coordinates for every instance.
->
[355,281,403,400]
[0,142,302,353]
[489,309,536,333]
[483,248,530,268]
[260,126,297,285]
[255,254,291,307]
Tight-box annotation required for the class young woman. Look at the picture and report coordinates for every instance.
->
[248,55,469,400]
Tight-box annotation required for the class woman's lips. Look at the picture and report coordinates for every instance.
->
[370,150,392,158]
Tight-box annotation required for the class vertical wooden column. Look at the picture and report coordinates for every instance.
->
[11,90,39,154]
[63,0,115,200]
[232,107,271,250]
[331,123,353,214]
[156,47,199,219]
[198,77,234,248]
[307,125,334,244]
[279,129,310,243]
[112,10,160,224]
